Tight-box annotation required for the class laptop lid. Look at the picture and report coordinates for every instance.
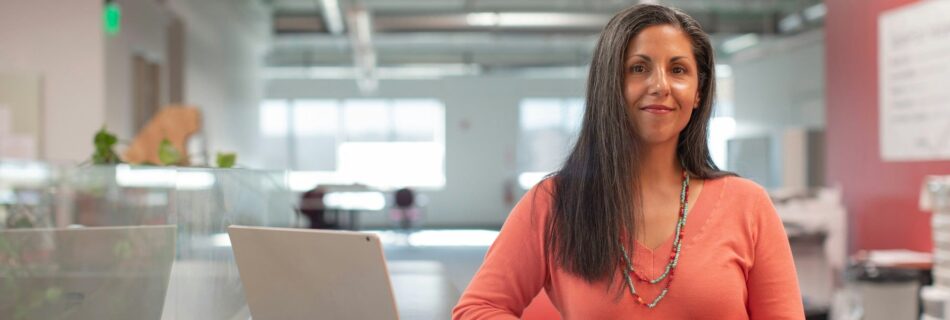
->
[228,225,399,320]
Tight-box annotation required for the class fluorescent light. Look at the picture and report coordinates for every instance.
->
[497,13,604,28]
[466,13,499,26]
[463,12,606,28]
[722,33,759,54]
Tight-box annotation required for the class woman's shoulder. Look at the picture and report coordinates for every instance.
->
[704,175,773,216]
[507,177,557,226]
[714,175,770,199]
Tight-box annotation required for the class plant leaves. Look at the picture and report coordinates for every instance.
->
[158,139,181,166]
[216,152,236,168]
[91,126,122,164]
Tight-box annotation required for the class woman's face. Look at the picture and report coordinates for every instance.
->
[623,24,700,146]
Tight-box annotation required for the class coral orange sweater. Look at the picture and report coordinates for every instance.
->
[454,176,804,319]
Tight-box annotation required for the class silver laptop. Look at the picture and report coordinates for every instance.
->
[0,225,177,320]
[228,225,400,320]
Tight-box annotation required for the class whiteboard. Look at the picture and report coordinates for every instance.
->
[879,1,950,161]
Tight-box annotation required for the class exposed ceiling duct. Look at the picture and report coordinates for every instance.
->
[317,0,345,35]
[346,7,377,93]
[263,0,826,80]
[274,11,786,35]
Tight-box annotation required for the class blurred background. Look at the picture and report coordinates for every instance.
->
[1,0,949,319]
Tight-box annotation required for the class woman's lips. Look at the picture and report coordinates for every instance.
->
[640,104,674,114]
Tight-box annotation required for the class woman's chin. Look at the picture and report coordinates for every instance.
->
[636,133,679,146]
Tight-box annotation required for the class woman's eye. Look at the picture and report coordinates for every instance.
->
[630,65,646,73]
[672,66,686,74]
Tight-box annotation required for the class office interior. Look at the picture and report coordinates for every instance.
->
[1,0,949,319]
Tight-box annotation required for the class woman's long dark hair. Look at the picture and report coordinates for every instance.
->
[546,4,733,285]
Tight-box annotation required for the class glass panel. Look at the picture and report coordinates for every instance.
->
[0,161,294,320]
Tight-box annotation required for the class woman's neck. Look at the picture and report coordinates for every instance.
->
[638,140,682,189]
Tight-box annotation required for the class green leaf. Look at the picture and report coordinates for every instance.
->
[91,126,122,164]
[44,287,63,301]
[216,152,236,168]
[112,240,132,259]
[11,217,32,229]
[158,139,181,166]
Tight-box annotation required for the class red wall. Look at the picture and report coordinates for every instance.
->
[826,0,950,253]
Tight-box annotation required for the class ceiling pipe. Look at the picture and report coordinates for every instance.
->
[346,7,378,94]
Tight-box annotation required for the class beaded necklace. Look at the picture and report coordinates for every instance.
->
[619,170,690,308]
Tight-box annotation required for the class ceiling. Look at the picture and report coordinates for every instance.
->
[259,0,825,79]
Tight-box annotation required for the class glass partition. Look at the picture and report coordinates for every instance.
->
[0,161,295,320]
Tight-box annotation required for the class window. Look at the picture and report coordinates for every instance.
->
[260,100,290,137]
[293,100,339,171]
[343,99,390,141]
[710,64,736,170]
[259,99,445,190]
[517,98,585,189]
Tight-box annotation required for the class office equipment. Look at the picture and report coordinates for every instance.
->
[228,225,399,320]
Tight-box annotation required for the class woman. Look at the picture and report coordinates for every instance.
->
[453,4,803,319]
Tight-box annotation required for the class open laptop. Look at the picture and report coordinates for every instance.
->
[0,225,177,320]
[228,225,400,320]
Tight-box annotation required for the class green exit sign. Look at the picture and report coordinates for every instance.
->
[103,2,121,36]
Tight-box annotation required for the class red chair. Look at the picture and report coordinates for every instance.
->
[522,290,560,320]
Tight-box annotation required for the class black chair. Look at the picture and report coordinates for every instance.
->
[391,187,420,231]
[298,187,338,229]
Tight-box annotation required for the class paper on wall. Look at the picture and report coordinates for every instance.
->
[879,1,950,161]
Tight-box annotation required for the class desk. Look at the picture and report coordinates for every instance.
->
[160,259,459,320]
[389,260,459,320]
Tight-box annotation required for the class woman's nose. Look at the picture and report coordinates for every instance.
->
[648,68,671,97]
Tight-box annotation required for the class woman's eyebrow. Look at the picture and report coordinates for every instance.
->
[625,55,690,63]
[626,54,652,63]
